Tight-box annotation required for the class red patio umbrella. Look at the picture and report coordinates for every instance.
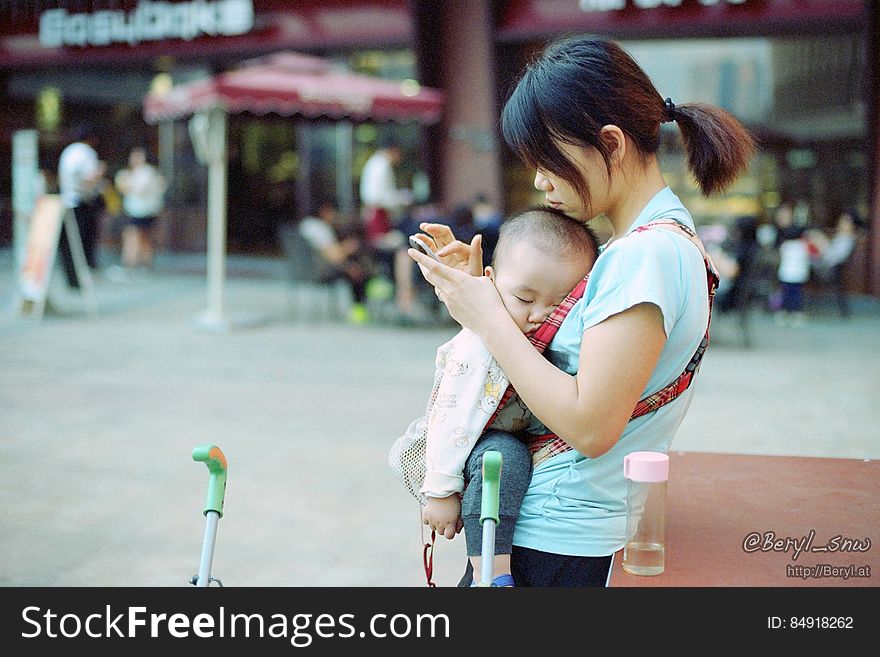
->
[142,52,443,331]
[144,51,443,124]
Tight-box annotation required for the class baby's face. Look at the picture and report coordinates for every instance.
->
[489,241,591,334]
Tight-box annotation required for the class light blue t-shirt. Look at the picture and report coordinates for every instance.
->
[512,187,710,556]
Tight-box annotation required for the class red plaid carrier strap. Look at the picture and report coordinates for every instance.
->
[486,218,719,468]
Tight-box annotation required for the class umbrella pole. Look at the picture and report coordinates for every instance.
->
[197,108,230,332]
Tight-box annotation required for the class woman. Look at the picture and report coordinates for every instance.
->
[715,214,760,313]
[408,36,755,586]
[114,146,167,271]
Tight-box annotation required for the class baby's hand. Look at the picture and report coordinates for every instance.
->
[422,495,463,540]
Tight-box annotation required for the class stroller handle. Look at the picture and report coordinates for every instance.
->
[192,444,227,518]
[479,450,502,525]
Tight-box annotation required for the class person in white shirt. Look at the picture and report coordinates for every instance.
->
[359,141,421,320]
[358,142,411,249]
[114,147,167,271]
[57,123,106,287]
[773,202,811,326]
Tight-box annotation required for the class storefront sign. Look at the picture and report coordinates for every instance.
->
[1,1,410,66]
[39,0,254,48]
[499,0,866,40]
[580,0,746,9]
[18,195,65,305]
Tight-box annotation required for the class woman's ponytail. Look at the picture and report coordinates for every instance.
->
[671,102,756,196]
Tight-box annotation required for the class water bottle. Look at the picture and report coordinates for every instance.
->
[622,451,669,576]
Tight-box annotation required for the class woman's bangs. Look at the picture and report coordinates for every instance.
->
[502,77,548,166]
[502,77,571,179]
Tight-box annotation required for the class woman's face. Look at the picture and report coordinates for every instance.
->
[533,141,609,221]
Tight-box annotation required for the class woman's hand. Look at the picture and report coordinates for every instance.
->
[408,244,507,335]
[418,223,483,276]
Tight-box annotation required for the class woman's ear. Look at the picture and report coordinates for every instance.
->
[484,265,494,279]
[600,125,626,166]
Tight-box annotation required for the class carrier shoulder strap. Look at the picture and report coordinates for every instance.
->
[627,218,718,419]
[489,218,718,467]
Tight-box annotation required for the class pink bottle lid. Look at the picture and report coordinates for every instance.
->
[623,451,669,483]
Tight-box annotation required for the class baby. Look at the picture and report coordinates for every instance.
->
[404,206,599,586]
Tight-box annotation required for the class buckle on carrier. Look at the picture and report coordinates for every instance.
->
[686,335,709,373]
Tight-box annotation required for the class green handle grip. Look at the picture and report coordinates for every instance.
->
[192,444,227,518]
[479,450,502,525]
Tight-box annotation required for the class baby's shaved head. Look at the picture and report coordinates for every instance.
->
[493,206,599,271]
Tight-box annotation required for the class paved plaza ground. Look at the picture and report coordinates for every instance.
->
[1,250,878,587]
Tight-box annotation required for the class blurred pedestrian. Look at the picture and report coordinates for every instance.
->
[358,139,411,250]
[359,139,424,322]
[114,146,167,273]
[384,201,445,324]
[715,215,760,313]
[811,208,865,318]
[471,193,503,265]
[57,123,107,288]
[447,203,478,247]
[299,201,373,324]
[774,202,810,326]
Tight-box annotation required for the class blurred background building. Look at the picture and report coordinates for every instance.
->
[0,0,877,294]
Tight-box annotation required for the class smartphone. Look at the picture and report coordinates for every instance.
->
[408,235,442,263]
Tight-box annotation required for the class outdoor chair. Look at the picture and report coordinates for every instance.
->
[277,221,348,322]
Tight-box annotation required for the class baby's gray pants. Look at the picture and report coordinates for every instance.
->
[461,430,533,557]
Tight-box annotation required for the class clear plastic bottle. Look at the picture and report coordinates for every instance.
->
[622,451,669,576]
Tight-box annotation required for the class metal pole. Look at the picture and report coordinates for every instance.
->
[192,444,227,587]
[196,511,220,587]
[480,519,496,586]
[202,108,229,330]
[158,120,175,197]
[478,451,502,587]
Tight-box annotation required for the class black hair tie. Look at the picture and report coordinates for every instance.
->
[663,97,677,123]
